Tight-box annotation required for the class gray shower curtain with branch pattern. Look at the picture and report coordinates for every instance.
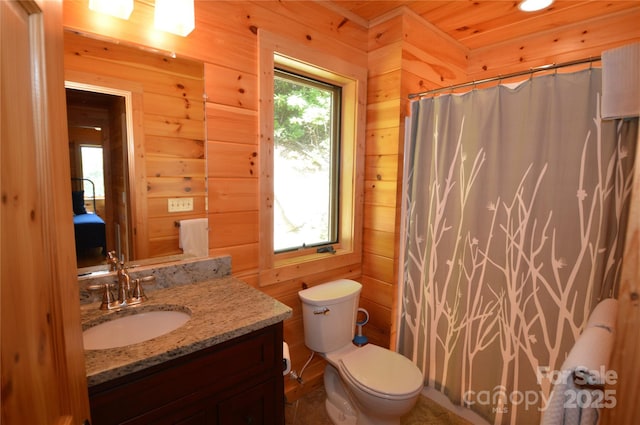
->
[398,69,638,425]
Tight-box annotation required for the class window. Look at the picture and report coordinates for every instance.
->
[80,145,105,198]
[258,31,366,285]
[273,70,341,252]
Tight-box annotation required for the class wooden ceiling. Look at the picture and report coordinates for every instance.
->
[326,1,640,51]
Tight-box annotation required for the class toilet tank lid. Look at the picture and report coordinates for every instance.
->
[299,279,362,306]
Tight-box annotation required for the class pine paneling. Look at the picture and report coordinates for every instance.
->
[368,42,403,76]
[204,64,258,110]
[458,2,639,50]
[467,8,640,79]
[206,103,258,145]
[367,14,404,50]
[210,242,260,275]
[143,92,204,120]
[366,126,401,155]
[363,228,395,258]
[145,136,204,159]
[146,176,206,198]
[248,0,368,65]
[208,141,258,178]
[402,10,469,70]
[209,211,260,248]
[364,180,398,207]
[368,70,402,104]
[366,99,402,130]
[208,178,259,213]
[363,204,397,234]
[145,157,205,178]
[365,154,400,182]
[402,42,467,88]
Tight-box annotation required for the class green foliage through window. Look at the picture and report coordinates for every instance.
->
[273,69,340,252]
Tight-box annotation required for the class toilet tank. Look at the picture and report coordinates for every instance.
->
[298,279,362,353]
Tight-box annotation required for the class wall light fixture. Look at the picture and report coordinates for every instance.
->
[154,0,195,37]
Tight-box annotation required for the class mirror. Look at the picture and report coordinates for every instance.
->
[64,30,207,274]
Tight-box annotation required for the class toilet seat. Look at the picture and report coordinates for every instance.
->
[338,344,423,400]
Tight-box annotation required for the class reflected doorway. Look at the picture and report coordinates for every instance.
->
[66,87,132,268]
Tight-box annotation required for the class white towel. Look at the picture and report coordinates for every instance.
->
[602,42,640,119]
[585,297,617,331]
[179,218,209,258]
[541,298,617,425]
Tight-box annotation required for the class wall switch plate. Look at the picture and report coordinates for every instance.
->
[168,197,194,212]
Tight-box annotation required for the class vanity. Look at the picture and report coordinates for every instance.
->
[80,259,292,425]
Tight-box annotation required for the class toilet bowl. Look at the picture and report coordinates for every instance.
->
[299,279,423,425]
[326,343,423,425]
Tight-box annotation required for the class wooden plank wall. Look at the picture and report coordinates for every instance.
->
[63,31,206,260]
[467,7,640,80]
[364,11,469,349]
[63,0,640,407]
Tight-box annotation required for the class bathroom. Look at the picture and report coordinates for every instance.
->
[2,1,639,424]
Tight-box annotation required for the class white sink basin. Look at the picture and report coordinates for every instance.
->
[83,309,191,350]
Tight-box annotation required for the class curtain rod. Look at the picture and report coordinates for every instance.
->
[408,56,601,100]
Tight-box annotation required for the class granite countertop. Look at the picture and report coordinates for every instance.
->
[81,276,292,387]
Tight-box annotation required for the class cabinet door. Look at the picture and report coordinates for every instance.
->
[217,379,278,425]
[141,402,216,425]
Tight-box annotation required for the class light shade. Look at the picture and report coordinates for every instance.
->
[89,0,133,20]
[518,0,554,12]
[154,0,195,37]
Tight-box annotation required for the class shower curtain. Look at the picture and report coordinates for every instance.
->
[398,69,638,425]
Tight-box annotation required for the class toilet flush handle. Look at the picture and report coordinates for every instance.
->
[314,307,330,315]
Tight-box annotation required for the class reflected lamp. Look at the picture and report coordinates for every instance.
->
[89,0,134,20]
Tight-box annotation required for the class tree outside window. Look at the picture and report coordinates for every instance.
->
[273,70,340,252]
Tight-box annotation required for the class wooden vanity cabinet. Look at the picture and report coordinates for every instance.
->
[88,323,284,425]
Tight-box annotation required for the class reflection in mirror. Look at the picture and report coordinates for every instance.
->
[64,31,207,275]
[67,86,131,268]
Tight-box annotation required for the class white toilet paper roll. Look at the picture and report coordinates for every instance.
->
[283,341,291,376]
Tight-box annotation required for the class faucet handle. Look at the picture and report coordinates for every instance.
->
[87,282,116,310]
[129,278,147,303]
[129,275,154,305]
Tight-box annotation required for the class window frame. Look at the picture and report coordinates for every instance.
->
[258,31,366,286]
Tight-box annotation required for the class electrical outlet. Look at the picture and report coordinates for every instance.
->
[168,197,194,212]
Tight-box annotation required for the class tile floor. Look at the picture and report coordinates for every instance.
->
[285,385,474,425]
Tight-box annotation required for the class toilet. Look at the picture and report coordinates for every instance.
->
[299,279,423,425]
